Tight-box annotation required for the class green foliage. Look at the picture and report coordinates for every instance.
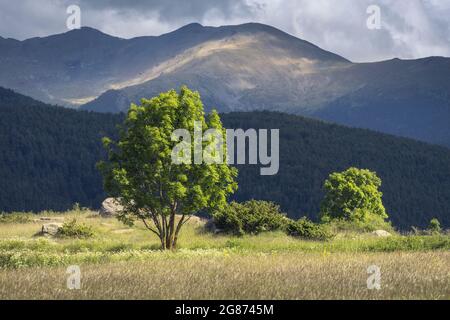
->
[286,217,334,241]
[0,213,33,224]
[56,219,94,238]
[360,235,450,252]
[98,86,237,249]
[323,214,394,233]
[428,218,442,234]
[212,200,288,236]
[320,168,388,223]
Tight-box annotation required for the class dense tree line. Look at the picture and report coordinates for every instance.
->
[0,87,120,212]
[224,112,450,229]
[1,87,449,229]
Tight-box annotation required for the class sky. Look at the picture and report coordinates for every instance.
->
[0,0,449,62]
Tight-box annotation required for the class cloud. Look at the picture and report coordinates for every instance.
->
[77,0,257,21]
[0,0,449,62]
[247,0,450,61]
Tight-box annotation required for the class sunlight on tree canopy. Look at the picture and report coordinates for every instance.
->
[98,86,238,250]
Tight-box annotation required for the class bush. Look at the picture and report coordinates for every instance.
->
[56,219,94,238]
[411,219,443,236]
[286,217,334,241]
[428,218,442,234]
[323,213,394,234]
[0,213,33,224]
[212,200,288,236]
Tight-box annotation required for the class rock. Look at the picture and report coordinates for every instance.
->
[372,230,392,237]
[182,215,207,225]
[41,223,63,236]
[99,198,123,217]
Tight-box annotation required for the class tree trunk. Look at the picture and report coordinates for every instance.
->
[160,236,166,250]
[172,215,185,249]
[167,212,176,250]
[151,209,181,250]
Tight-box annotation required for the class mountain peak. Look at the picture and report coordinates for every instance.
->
[183,22,204,29]
[171,22,205,34]
[64,26,119,39]
[22,26,120,43]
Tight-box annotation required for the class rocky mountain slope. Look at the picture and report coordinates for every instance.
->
[1,23,449,147]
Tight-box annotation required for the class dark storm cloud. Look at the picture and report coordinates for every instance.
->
[0,0,257,40]
[0,0,449,62]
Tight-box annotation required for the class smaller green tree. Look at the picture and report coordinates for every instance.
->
[320,167,388,222]
[428,218,441,234]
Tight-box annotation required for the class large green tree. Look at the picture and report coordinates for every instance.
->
[98,86,237,250]
[320,167,387,222]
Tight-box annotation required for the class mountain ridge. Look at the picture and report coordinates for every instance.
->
[1,23,449,147]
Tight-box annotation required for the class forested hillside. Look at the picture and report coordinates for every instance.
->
[225,112,450,229]
[1,88,450,229]
[0,87,120,211]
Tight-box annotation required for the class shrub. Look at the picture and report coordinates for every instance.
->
[212,200,288,236]
[323,213,394,233]
[0,212,33,224]
[411,219,443,236]
[286,217,334,241]
[56,219,94,238]
[428,218,442,234]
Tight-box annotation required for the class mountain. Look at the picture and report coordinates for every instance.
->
[1,87,450,229]
[2,22,345,108]
[80,23,350,113]
[3,23,448,147]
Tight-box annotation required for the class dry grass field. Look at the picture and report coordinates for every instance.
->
[1,251,449,300]
[0,209,449,300]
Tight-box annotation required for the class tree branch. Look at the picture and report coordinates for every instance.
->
[141,218,160,238]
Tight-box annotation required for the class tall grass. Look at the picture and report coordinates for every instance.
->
[0,251,448,299]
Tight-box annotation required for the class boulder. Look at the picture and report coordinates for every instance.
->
[180,215,207,225]
[41,223,63,236]
[99,198,123,217]
[371,230,392,237]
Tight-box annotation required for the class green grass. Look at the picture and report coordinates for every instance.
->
[0,209,449,299]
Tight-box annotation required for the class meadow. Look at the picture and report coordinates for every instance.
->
[0,209,449,300]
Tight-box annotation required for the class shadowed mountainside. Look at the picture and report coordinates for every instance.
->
[1,23,449,147]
